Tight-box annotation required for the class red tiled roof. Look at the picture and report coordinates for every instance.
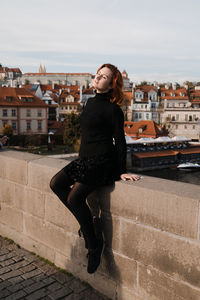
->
[133,150,179,159]
[160,87,188,100]
[124,120,166,138]
[0,87,47,107]
[135,85,158,93]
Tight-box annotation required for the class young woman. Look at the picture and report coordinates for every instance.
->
[50,63,141,274]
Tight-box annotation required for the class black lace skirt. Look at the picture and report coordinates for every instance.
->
[63,153,120,186]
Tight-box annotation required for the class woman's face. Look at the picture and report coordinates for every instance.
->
[93,67,113,93]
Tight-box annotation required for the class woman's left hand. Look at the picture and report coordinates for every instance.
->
[120,173,141,181]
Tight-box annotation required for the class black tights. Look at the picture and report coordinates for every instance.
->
[49,169,98,249]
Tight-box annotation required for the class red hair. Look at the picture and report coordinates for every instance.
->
[97,63,124,105]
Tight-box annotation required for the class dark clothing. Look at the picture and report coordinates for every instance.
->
[50,91,127,265]
[63,92,127,186]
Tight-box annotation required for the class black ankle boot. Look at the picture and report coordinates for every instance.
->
[87,237,104,274]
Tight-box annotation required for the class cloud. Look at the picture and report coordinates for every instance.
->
[1,0,200,81]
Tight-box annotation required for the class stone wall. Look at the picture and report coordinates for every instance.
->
[0,150,200,300]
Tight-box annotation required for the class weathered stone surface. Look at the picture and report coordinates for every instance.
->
[138,263,200,300]
[101,213,120,252]
[15,184,45,218]
[107,178,200,239]
[0,205,23,232]
[0,150,40,184]
[117,286,144,300]
[0,179,15,205]
[28,157,68,193]
[44,194,78,234]
[24,214,71,255]
[121,220,200,288]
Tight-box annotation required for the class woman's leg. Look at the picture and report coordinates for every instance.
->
[50,170,103,273]
[50,170,98,249]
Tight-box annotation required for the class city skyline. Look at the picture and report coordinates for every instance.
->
[1,0,200,83]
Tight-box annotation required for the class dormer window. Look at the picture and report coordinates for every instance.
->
[161,93,165,97]
[171,92,175,97]
[6,96,12,102]
[180,92,185,97]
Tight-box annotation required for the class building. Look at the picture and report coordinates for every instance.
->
[58,86,82,120]
[122,70,132,90]
[21,72,92,88]
[132,85,159,123]
[124,120,167,139]
[160,84,200,140]
[0,87,48,135]
[0,64,22,81]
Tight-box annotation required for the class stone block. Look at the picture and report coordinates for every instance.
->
[15,184,45,218]
[0,204,23,232]
[28,157,68,193]
[108,179,200,239]
[121,219,200,288]
[0,150,40,185]
[24,214,72,256]
[44,194,79,234]
[0,179,15,205]
[113,252,137,290]
[101,212,120,252]
[138,263,200,300]
[117,286,144,300]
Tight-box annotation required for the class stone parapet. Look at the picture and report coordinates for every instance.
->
[0,150,200,300]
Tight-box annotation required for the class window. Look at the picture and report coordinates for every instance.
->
[146,113,149,120]
[26,109,31,117]
[184,125,187,129]
[6,96,12,102]
[139,113,142,118]
[38,121,42,130]
[185,114,188,121]
[37,109,42,117]
[176,125,178,129]
[12,122,17,130]
[193,125,195,130]
[3,109,7,117]
[189,115,192,121]
[12,109,16,117]
[135,113,138,119]
[27,122,31,130]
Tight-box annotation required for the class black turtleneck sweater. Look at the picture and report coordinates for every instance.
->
[79,92,127,175]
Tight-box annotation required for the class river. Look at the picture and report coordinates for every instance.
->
[139,168,200,185]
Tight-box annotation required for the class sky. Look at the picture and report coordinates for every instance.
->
[1,0,200,83]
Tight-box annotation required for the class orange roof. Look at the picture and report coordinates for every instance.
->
[0,87,47,107]
[133,150,179,159]
[124,120,166,138]
[160,87,188,100]
[135,85,158,93]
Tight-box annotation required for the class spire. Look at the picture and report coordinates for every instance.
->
[39,64,42,73]
[43,65,46,73]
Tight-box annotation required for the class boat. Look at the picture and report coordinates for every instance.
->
[177,162,200,171]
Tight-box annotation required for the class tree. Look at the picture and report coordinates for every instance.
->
[63,112,81,151]
[2,123,13,138]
